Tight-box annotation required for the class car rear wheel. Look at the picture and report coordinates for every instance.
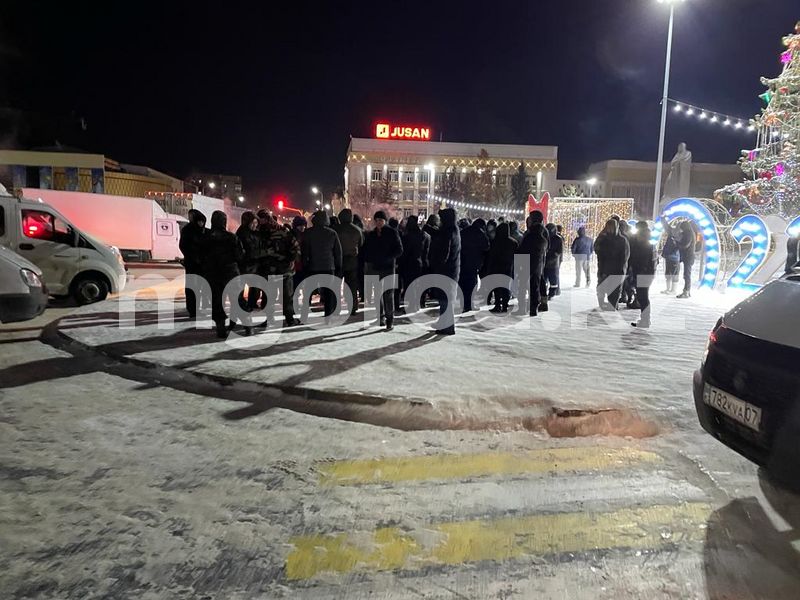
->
[71,275,109,305]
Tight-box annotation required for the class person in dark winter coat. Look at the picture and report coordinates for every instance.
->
[236,211,264,328]
[334,208,364,315]
[487,222,518,313]
[458,218,490,312]
[677,220,696,298]
[516,210,549,316]
[617,220,635,305]
[260,213,302,326]
[423,214,440,241]
[509,221,523,245]
[787,229,800,274]
[629,221,658,328]
[399,215,430,306]
[351,213,366,304]
[237,211,263,275]
[571,226,593,287]
[179,209,207,318]
[202,211,244,338]
[301,210,343,317]
[486,219,498,243]
[544,223,563,299]
[362,211,403,330]
[329,215,340,229]
[660,226,681,294]
[594,218,630,310]
[429,208,460,335]
[291,215,307,291]
[386,217,402,310]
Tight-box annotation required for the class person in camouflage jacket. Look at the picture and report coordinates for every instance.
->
[257,211,302,326]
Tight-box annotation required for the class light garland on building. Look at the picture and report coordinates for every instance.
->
[669,99,756,133]
[428,194,527,216]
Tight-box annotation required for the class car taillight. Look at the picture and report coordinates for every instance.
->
[703,318,723,365]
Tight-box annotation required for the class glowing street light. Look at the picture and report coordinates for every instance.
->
[653,0,687,220]
[237,195,245,202]
[208,181,216,190]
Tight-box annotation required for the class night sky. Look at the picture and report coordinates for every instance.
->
[1,0,796,209]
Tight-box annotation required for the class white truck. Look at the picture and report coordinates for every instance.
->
[0,186,127,304]
[22,188,185,263]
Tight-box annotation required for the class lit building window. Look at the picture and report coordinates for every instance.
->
[419,172,429,185]
[371,169,383,182]
[405,171,415,184]
[388,170,399,182]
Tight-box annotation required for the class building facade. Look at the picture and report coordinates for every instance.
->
[585,160,743,218]
[185,172,243,201]
[344,136,558,218]
[0,150,184,198]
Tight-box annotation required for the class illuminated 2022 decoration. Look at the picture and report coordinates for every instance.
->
[653,198,722,290]
[727,214,771,291]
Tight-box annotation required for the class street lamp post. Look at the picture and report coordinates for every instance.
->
[311,186,325,212]
[424,163,434,217]
[653,0,683,220]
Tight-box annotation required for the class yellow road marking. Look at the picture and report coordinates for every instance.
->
[286,502,711,580]
[319,447,661,485]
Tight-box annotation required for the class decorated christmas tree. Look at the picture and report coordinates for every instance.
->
[719,21,800,217]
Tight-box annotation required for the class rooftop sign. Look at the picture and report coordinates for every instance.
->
[375,123,431,141]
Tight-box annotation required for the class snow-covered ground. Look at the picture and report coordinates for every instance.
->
[62,263,750,431]
[3,265,799,599]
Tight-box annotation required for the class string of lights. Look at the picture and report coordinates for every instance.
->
[428,194,527,216]
[669,98,756,133]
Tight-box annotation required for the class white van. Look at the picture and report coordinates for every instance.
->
[0,187,126,304]
[0,245,48,323]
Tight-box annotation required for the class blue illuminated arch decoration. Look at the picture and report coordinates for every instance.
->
[788,216,800,238]
[653,198,722,290]
[727,215,770,291]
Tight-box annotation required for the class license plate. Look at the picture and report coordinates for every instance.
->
[703,383,762,432]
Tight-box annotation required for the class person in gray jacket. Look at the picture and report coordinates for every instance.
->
[334,208,364,315]
[301,210,343,317]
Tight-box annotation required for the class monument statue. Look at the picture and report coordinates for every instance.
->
[662,142,692,202]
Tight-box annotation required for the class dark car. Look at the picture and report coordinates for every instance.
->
[693,273,800,486]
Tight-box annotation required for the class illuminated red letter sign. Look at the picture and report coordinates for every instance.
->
[375,123,431,141]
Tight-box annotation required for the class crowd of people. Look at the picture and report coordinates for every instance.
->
[179,206,700,338]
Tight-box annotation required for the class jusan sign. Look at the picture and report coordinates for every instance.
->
[375,123,431,141]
